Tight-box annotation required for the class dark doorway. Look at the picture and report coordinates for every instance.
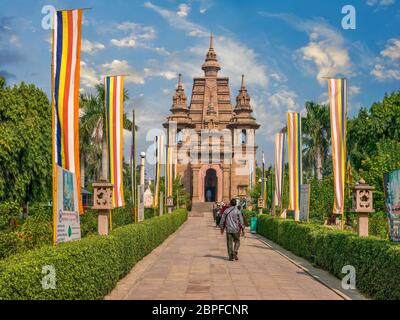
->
[204,169,217,202]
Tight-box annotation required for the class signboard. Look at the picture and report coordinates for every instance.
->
[300,184,310,221]
[167,197,174,207]
[55,166,81,243]
[138,185,144,222]
[384,169,400,242]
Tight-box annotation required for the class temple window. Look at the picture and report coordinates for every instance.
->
[240,129,247,144]
[176,129,183,143]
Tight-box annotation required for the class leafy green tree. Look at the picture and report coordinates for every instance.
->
[302,101,330,180]
[359,139,400,212]
[0,77,51,204]
[348,90,400,170]
[79,83,132,187]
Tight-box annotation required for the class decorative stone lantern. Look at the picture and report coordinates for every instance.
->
[351,178,375,237]
[167,196,174,213]
[258,197,264,214]
[92,180,113,235]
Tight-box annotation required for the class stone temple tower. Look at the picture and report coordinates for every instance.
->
[163,33,259,204]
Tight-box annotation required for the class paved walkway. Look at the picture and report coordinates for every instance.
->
[106,212,343,300]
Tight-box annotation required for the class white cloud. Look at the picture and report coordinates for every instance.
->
[144,1,208,37]
[177,3,190,17]
[268,88,299,111]
[200,8,207,14]
[144,68,177,80]
[381,37,400,60]
[143,3,269,88]
[260,13,351,85]
[80,61,101,88]
[111,22,157,49]
[367,0,395,6]
[371,37,400,81]
[111,36,136,48]
[81,39,105,54]
[349,85,361,95]
[101,60,145,84]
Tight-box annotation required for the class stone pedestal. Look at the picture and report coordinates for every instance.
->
[92,181,113,236]
[357,212,369,237]
[98,212,109,235]
[351,178,375,237]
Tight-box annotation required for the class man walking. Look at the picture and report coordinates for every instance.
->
[219,199,245,261]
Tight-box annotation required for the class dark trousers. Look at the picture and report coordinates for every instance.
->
[226,232,240,259]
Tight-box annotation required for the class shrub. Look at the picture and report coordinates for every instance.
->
[0,201,21,231]
[0,232,19,259]
[0,209,187,300]
[369,211,389,239]
[19,205,52,250]
[256,215,400,300]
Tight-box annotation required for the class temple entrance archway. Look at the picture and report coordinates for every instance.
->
[198,164,223,202]
[204,169,217,202]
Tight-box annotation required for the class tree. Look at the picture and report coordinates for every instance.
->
[0,77,51,204]
[79,83,132,186]
[348,90,400,170]
[302,101,330,180]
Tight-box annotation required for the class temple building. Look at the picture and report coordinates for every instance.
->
[163,34,259,204]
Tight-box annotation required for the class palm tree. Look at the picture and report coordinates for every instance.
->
[302,101,330,180]
[79,83,132,186]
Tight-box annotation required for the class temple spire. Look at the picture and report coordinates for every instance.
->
[172,73,187,109]
[202,32,221,77]
[178,73,183,88]
[235,74,251,110]
[210,32,214,49]
[241,74,246,89]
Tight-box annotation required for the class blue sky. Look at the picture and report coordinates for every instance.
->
[1,0,399,173]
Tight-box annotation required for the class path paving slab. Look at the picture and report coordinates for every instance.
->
[106,211,365,300]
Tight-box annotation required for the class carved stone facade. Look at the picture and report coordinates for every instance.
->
[163,34,260,203]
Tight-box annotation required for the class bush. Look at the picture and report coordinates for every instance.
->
[19,204,52,250]
[369,211,389,239]
[0,209,187,300]
[256,215,400,300]
[0,232,19,259]
[0,201,21,231]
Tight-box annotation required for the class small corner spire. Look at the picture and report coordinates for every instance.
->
[241,74,246,89]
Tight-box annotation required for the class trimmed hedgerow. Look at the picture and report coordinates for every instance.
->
[0,209,187,300]
[256,214,400,300]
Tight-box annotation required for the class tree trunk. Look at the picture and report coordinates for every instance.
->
[316,146,323,180]
[80,153,85,188]
[101,134,108,181]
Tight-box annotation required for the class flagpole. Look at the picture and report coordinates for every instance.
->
[342,79,348,230]
[51,21,57,245]
[132,109,137,222]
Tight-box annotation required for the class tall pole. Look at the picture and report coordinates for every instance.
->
[261,151,265,208]
[132,109,137,223]
[51,23,57,245]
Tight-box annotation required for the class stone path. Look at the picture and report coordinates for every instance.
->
[106,212,343,300]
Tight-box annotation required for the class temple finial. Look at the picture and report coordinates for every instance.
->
[210,32,214,49]
[178,73,182,87]
[241,74,246,89]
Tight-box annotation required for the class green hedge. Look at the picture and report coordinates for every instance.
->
[0,209,187,300]
[256,214,400,300]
